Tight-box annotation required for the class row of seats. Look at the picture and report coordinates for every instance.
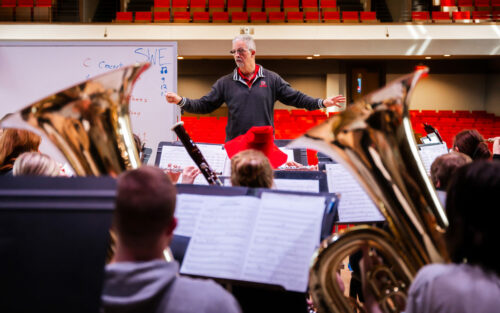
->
[412,10,500,22]
[180,110,499,163]
[115,10,377,23]
[0,0,52,21]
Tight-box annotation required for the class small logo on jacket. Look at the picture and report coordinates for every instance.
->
[259,80,267,87]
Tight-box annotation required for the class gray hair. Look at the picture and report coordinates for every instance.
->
[13,152,60,177]
[233,34,256,51]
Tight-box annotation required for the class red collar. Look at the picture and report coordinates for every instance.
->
[237,65,260,87]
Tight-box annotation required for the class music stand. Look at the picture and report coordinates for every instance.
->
[0,176,116,313]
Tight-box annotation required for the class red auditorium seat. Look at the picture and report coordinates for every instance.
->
[250,11,267,22]
[264,0,281,12]
[432,11,452,22]
[305,11,320,22]
[342,11,359,22]
[154,11,171,22]
[412,11,430,22]
[173,11,191,22]
[283,0,299,12]
[441,0,458,15]
[453,10,471,21]
[320,0,337,13]
[212,11,228,22]
[360,11,377,22]
[493,10,500,20]
[269,11,285,22]
[475,0,491,11]
[458,0,474,12]
[228,0,244,14]
[172,0,189,12]
[494,0,500,9]
[231,11,248,22]
[34,0,51,22]
[193,11,209,22]
[472,10,492,21]
[323,11,340,22]
[16,0,33,21]
[0,0,16,21]
[209,0,225,13]
[302,0,318,12]
[190,0,206,13]
[135,11,152,22]
[116,12,133,22]
[287,11,303,22]
[246,0,263,13]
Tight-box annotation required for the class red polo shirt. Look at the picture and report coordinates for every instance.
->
[237,65,260,87]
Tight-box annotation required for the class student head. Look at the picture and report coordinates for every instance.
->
[445,160,500,276]
[230,149,274,188]
[113,166,177,261]
[430,151,471,190]
[0,128,42,172]
[453,129,491,160]
[13,152,60,176]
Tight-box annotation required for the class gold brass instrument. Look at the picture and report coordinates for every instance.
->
[0,63,149,176]
[289,68,449,313]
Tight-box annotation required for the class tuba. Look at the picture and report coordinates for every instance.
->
[289,68,449,313]
[0,63,149,176]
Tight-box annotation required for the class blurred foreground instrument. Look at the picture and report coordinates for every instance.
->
[171,121,222,186]
[0,63,149,176]
[289,68,449,313]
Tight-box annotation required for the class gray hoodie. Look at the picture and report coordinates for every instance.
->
[101,260,241,313]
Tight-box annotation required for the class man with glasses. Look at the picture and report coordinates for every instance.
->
[166,34,345,141]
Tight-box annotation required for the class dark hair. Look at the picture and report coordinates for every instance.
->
[114,166,177,247]
[445,160,500,276]
[453,129,491,160]
[231,149,273,188]
[430,151,471,190]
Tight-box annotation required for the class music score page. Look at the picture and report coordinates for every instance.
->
[178,192,325,292]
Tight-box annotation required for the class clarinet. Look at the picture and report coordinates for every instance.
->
[171,121,222,186]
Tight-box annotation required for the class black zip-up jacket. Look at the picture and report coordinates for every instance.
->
[179,65,324,141]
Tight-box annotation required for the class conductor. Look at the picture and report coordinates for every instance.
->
[166,34,345,141]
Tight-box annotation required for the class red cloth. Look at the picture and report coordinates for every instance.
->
[237,65,260,87]
[224,126,287,168]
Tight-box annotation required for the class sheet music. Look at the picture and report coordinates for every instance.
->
[274,178,319,193]
[418,143,449,175]
[279,147,295,162]
[174,194,204,237]
[242,192,325,292]
[180,195,260,278]
[179,192,326,292]
[325,163,384,223]
[158,143,229,185]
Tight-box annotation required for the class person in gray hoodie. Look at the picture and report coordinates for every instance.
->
[101,166,241,313]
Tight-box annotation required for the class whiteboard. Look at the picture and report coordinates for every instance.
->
[0,41,180,165]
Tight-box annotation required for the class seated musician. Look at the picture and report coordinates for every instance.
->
[101,166,241,313]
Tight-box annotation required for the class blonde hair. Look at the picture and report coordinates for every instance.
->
[230,149,273,188]
[13,152,60,177]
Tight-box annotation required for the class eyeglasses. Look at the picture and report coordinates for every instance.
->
[229,48,249,55]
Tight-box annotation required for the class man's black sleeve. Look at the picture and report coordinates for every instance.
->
[274,74,324,111]
[180,78,226,114]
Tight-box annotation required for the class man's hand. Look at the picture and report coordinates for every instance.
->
[166,92,182,105]
[323,95,346,108]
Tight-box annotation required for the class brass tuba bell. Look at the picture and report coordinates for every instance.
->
[0,63,150,176]
[289,68,449,313]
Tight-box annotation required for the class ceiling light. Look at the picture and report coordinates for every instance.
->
[425,56,431,59]
[313,54,320,57]
[444,54,450,57]
[306,56,313,59]
[177,56,184,60]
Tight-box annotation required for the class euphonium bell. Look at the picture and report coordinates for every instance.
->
[0,63,150,176]
[289,68,449,313]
